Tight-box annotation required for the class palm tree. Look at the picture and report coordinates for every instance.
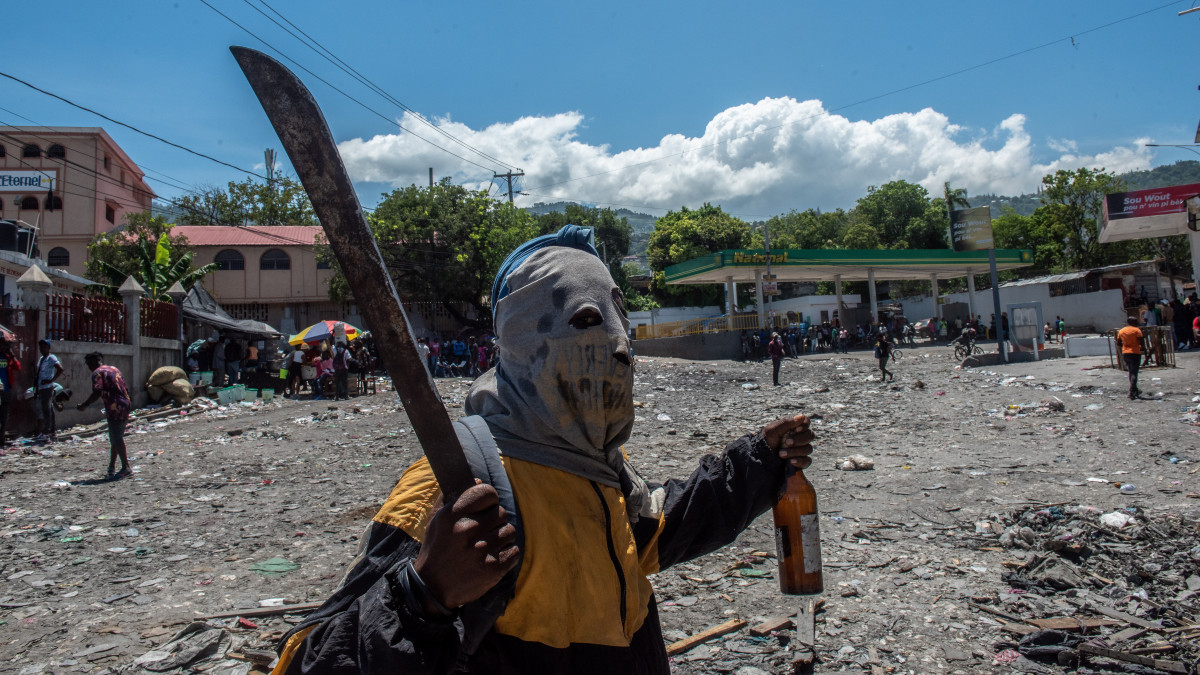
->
[943,181,971,217]
[91,236,217,301]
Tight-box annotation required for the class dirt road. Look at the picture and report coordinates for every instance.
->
[1,342,1196,674]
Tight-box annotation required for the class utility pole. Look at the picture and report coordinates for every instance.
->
[493,170,525,203]
[429,167,433,187]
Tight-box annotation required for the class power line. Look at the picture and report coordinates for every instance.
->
[0,70,267,180]
[526,0,1186,193]
[198,0,501,174]
[247,0,521,173]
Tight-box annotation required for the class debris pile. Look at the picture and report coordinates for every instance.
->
[975,503,1200,673]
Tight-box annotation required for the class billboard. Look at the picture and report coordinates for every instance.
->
[0,170,56,192]
[950,206,994,252]
[1100,183,1200,243]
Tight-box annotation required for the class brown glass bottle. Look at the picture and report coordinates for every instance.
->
[773,465,823,595]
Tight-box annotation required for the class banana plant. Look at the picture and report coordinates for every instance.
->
[90,236,217,301]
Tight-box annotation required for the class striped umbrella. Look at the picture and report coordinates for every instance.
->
[288,320,360,347]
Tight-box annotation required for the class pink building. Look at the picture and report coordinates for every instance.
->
[0,127,153,278]
[173,226,354,335]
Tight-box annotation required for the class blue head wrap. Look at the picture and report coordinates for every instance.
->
[490,224,600,317]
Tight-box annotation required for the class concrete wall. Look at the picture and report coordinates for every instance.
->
[634,331,741,361]
[47,337,182,428]
[900,287,1127,335]
[629,294,864,333]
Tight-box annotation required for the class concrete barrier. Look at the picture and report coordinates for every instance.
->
[1064,336,1115,358]
[633,332,741,361]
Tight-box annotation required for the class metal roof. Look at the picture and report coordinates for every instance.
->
[182,285,280,337]
[664,248,1035,285]
[172,226,322,247]
[998,260,1162,288]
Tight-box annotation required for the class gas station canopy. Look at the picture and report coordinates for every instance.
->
[664,248,1035,285]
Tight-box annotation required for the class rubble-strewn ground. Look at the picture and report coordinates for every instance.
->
[2,342,1199,674]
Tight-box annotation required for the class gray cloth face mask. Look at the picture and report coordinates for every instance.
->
[466,247,661,521]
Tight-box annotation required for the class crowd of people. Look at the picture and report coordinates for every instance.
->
[283,340,375,401]
[1133,295,1200,351]
[185,336,263,387]
[415,334,498,378]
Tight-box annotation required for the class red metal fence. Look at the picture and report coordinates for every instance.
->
[46,294,127,344]
[140,297,179,340]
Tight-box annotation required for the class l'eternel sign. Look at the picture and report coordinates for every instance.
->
[0,170,56,192]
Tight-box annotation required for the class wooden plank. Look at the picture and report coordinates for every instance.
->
[665,619,747,656]
[795,598,817,647]
[1069,599,1161,630]
[197,602,323,620]
[998,621,1039,636]
[749,616,794,637]
[793,598,818,675]
[1108,627,1149,644]
[1028,617,1121,632]
[1079,643,1187,674]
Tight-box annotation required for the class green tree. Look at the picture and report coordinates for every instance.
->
[322,180,538,330]
[86,212,216,300]
[762,209,848,250]
[646,204,752,307]
[535,204,633,262]
[854,180,933,248]
[992,206,1061,273]
[839,222,881,250]
[1038,167,1125,269]
[173,174,316,227]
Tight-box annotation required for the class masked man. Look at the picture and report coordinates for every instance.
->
[272,226,815,674]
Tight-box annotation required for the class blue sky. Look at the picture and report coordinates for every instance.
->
[3,1,1196,220]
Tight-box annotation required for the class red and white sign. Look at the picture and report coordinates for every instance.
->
[1100,183,1200,242]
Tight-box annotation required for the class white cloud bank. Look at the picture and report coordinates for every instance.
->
[337,96,1153,216]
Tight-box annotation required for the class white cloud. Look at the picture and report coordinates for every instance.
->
[337,97,1153,216]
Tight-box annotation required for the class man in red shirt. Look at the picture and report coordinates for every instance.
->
[1116,317,1144,400]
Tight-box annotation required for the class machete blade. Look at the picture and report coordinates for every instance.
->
[230,46,474,497]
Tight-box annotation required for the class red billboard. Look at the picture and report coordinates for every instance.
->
[1099,182,1200,243]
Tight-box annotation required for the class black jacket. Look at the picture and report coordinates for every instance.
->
[274,432,785,674]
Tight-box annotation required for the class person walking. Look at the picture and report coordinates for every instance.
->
[874,333,894,382]
[1116,316,1143,399]
[76,353,132,479]
[34,339,64,441]
[768,332,785,386]
[0,339,21,447]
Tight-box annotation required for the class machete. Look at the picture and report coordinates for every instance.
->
[230,46,475,498]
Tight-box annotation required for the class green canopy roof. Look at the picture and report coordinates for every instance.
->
[664,248,1035,285]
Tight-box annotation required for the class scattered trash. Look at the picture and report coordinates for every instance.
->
[836,455,874,471]
[1099,511,1136,528]
[248,558,299,577]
